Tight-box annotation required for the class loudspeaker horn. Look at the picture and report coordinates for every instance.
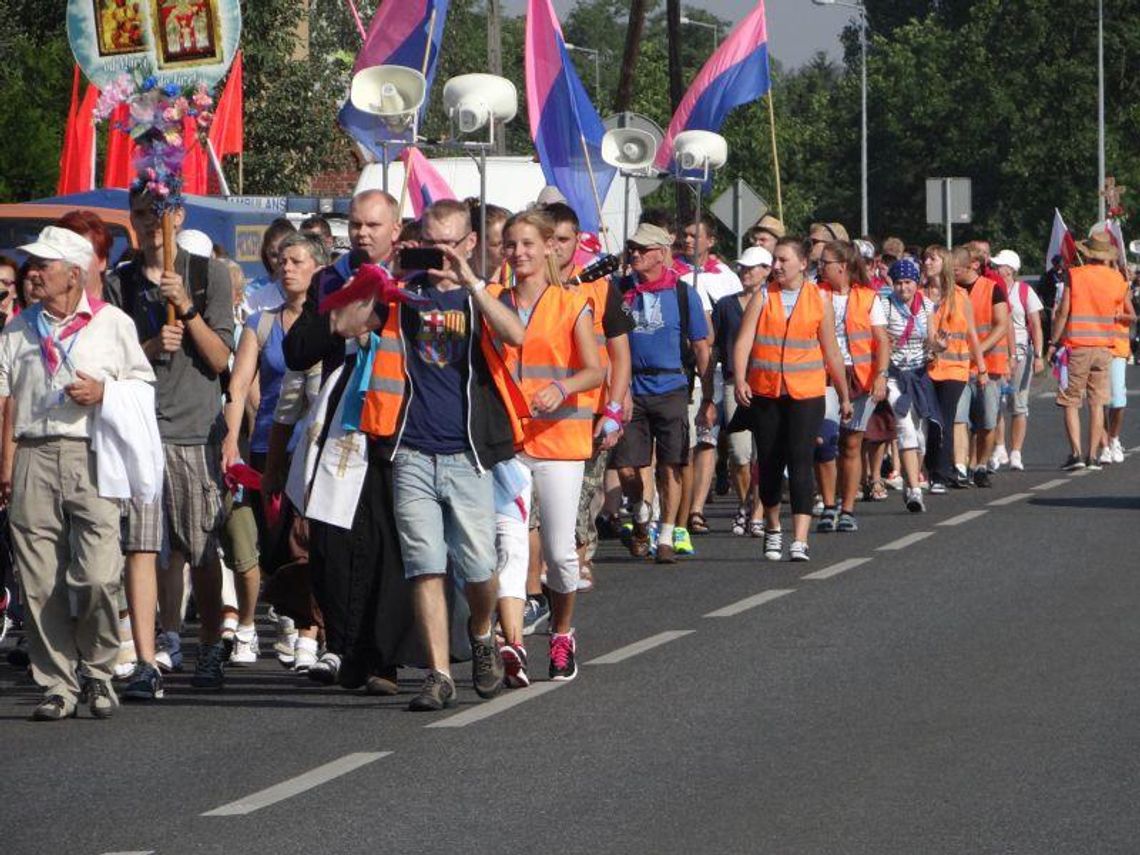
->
[601,128,657,171]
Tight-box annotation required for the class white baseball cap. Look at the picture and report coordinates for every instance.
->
[177,229,214,258]
[990,249,1021,272]
[19,225,95,269]
[737,246,773,268]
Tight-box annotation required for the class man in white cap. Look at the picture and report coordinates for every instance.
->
[0,226,154,720]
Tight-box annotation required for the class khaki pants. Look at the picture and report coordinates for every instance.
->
[10,438,123,702]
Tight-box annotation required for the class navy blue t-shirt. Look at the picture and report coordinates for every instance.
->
[398,285,471,455]
[625,279,709,396]
[712,293,748,381]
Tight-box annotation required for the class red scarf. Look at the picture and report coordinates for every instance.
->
[624,268,679,305]
[34,295,105,376]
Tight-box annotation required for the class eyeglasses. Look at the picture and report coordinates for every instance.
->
[626,244,661,255]
[820,258,842,267]
[420,231,472,249]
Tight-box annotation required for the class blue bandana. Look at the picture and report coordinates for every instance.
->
[888,258,921,284]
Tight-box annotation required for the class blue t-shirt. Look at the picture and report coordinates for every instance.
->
[626,281,709,396]
[712,293,748,381]
[244,311,288,454]
[399,285,471,455]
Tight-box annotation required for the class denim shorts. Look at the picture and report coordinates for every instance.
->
[955,376,1000,430]
[393,448,496,584]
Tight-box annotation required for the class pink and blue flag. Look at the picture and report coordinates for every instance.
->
[654,2,771,171]
[399,147,457,217]
[525,0,615,235]
[339,0,449,160]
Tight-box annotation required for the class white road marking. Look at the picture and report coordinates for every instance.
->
[801,557,872,581]
[426,682,566,729]
[876,531,935,551]
[1070,467,1095,477]
[586,630,695,664]
[1129,445,1140,453]
[1031,478,1068,491]
[101,851,155,854]
[201,752,390,816]
[703,588,795,618]
[938,510,988,527]
[988,492,1033,506]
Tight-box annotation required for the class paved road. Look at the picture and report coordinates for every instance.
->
[4,379,1140,854]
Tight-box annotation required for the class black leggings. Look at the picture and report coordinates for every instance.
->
[750,395,826,516]
[925,379,967,480]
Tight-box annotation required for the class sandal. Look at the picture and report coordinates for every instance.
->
[731,505,748,536]
[687,511,710,535]
[870,480,889,501]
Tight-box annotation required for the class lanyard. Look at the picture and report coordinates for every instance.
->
[34,306,84,379]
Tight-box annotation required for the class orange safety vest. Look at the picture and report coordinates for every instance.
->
[483,282,595,460]
[1067,264,1128,350]
[746,282,827,400]
[821,282,878,391]
[969,275,1008,375]
[569,266,612,414]
[358,303,408,439]
[929,286,971,382]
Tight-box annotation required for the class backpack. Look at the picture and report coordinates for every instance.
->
[621,273,697,387]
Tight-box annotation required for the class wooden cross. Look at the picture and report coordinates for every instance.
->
[332,433,358,478]
[1103,176,1127,212]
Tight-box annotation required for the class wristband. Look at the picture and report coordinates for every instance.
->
[468,278,487,293]
[552,380,569,401]
[601,416,622,436]
[603,401,624,423]
[177,304,199,323]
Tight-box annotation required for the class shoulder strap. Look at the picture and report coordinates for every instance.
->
[255,309,277,350]
[1018,280,1029,312]
[187,254,210,312]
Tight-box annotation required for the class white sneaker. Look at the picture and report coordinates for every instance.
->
[789,540,810,562]
[1098,444,1114,465]
[293,637,319,672]
[154,630,183,672]
[763,528,783,561]
[811,497,824,517]
[112,641,137,679]
[1112,437,1125,464]
[905,487,925,513]
[1008,450,1024,471]
[275,630,299,667]
[229,629,260,666]
[884,471,904,490]
[991,445,1009,469]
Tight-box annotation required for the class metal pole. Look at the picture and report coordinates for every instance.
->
[734,178,743,258]
[944,178,952,248]
[480,145,488,281]
[594,52,601,104]
[623,174,631,249]
[1098,0,1106,222]
[860,6,868,237]
[205,139,232,196]
[381,142,390,195]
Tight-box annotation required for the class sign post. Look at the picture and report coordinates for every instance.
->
[711,179,767,258]
[926,177,972,248]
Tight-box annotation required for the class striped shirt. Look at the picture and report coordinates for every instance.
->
[880,293,934,370]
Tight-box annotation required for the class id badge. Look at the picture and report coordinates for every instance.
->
[42,388,67,410]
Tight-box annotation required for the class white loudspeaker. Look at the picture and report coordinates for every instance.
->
[673,130,728,172]
[601,128,657,171]
[350,65,427,130]
[1129,239,1140,257]
[442,74,518,134]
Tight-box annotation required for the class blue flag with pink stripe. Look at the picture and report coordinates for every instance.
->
[338,0,449,160]
[654,2,771,172]
[525,0,615,234]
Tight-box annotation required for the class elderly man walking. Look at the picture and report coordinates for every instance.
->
[0,226,154,720]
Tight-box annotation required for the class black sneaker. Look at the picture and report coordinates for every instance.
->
[1085,456,1103,471]
[408,670,456,711]
[121,661,164,701]
[31,694,76,722]
[549,631,578,682]
[1061,454,1086,471]
[468,621,505,699]
[190,640,226,690]
[83,678,118,719]
[972,467,993,488]
[836,511,858,532]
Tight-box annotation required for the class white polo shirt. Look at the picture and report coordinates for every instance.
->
[679,256,743,314]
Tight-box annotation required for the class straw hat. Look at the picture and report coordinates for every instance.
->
[1076,231,1118,262]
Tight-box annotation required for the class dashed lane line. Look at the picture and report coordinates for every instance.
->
[1070,468,1095,477]
[801,557,873,581]
[201,752,391,816]
[426,682,566,729]
[1031,478,1069,491]
[703,588,796,618]
[100,851,155,854]
[876,531,935,551]
[586,630,695,665]
[938,510,988,527]
[988,492,1033,507]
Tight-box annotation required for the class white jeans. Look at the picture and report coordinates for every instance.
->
[520,454,584,595]
[495,464,532,603]
[887,378,926,453]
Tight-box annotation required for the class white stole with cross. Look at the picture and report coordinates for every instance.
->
[285,364,368,529]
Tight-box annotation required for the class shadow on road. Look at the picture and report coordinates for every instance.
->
[1029,495,1140,510]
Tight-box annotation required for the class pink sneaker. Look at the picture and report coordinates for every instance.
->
[549,631,578,682]
[500,643,530,689]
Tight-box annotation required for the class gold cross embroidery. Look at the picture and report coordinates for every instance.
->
[332,433,358,478]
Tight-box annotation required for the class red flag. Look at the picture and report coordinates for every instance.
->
[57,66,99,195]
[182,115,208,195]
[209,51,243,157]
[103,103,138,189]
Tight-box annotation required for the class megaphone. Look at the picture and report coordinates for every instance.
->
[442,74,518,134]
[350,65,427,132]
[673,130,728,172]
[601,128,657,171]
[1129,239,1140,257]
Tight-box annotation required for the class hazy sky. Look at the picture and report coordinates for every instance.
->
[500,0,848,69]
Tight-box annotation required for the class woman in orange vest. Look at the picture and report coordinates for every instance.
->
[924,245,986,491]
[815,240,889,533]
[732,236,851,563]
[486,209,604,684]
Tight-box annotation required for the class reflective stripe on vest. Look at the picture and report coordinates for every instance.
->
[746,282,826,400]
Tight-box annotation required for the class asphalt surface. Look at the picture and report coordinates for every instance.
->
[4,375,1140,854]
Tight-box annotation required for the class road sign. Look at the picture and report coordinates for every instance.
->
[926,177,972,246]
[711,179,768,257]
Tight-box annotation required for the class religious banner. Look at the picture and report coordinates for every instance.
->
[67,0,240,89]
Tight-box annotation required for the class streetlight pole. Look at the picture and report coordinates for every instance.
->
[679,15,719,48]
[1098,0,1106,222]
[811,0,868,236]
[564,43,601,104]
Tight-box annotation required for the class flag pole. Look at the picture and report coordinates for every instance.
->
[397,10,438,219]
[344,0,368,41]
[766,90,783,222]
[578,132,613,253]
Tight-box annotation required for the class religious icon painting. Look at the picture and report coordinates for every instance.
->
[150,0,224,69]
[93,0,147,57]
